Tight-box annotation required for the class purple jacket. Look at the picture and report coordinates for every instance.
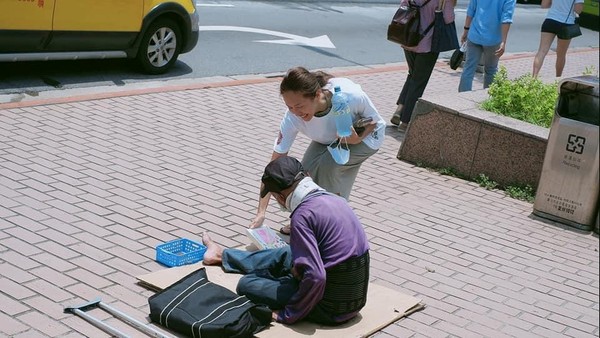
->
[277,193,370,324]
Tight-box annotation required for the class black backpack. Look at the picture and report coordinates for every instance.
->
[148,268,272,338]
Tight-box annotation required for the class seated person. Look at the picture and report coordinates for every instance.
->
[203,155,370,325]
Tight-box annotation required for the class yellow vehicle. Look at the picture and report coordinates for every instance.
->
[0,0,199,74]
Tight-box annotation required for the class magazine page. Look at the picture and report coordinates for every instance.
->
[246,225,289,250]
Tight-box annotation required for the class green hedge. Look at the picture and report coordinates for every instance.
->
[481,66,558,128]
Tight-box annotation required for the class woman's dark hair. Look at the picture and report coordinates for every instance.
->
[280,67,333,98]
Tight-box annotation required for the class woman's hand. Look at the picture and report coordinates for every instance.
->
[248,214,265,229]
[460,32,468,45]
[271,310,279,322]
[345,122,377,144]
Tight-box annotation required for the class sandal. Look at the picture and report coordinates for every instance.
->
[279,225,291,235]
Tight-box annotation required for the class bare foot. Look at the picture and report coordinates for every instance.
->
[202,232,223,265]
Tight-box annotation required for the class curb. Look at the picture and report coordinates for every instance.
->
[0,47,597,110]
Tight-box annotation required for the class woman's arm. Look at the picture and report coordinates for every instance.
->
[541,0,551,9]
[574,2,583,14]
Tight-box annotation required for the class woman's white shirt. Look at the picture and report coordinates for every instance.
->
[273,77,386,154]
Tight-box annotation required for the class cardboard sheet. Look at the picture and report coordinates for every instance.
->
[137,263,424,338]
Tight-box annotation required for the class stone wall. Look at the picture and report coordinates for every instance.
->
[397,90,550,189]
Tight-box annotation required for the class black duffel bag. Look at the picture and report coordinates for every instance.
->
[148,268,272,338]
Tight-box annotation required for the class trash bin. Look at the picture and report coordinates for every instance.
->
[533,76,599,231]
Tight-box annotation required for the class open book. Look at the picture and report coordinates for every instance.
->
[246,225,289,250]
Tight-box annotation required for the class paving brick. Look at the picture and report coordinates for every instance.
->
[530,325,569,338]
[0,262,36,283]
[30,266,76,288]
[0,291,30,316]
[102,285,148,309]
[24,279,73,302]
[61,314,112,338]
[397,317,449,338]
[519,312,567,333]
[17,310,70,337]
[0,312,28,336]
[546,312,597,334]
[564,326,598,338]
[103,257,150,277]
[442,296,489,315]
[23,295,70,321]
[11,330,47,338]
[1,278,36,300]
[431,321,481,338]
[65,268,114,290]
[3,227,47,244]
[35,240,79,260]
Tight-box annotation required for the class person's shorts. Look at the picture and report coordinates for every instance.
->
[541,18,570,39]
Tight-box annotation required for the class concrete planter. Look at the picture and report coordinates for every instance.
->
[397,90,549,189]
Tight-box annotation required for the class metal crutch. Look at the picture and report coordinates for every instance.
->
[64,298,173,338]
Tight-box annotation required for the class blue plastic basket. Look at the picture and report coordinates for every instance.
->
[155,238,206,267]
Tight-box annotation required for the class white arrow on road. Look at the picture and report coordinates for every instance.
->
[198,25,336,49]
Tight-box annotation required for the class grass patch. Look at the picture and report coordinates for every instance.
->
[505,184,536,203]
[475,174,499,190]
[418,165,536,202]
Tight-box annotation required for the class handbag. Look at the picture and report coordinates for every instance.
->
[148,268,272,338]
[557,0,582,40]
[449,43,465,70]
[430,0,459,53]
[387,0,433,47]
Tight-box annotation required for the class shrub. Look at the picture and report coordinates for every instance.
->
[481,67,558,128]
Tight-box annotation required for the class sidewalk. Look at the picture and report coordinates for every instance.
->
[0,48,598,338]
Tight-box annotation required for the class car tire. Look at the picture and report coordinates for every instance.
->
[137,18,182,75]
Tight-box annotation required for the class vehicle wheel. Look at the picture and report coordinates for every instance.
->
[137,18,181,75]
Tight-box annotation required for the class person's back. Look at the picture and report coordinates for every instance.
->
[547,0,580,24]
[466,0,514,46]
[284,191,370,325]
[290,192,369,269]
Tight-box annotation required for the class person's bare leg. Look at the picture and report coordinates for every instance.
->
[202,232,223,265]
[555,37,572,77]
[532,32,555,78]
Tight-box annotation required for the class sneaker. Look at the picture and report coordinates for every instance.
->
[398,122,408,132]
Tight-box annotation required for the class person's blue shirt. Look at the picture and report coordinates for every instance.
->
[466,0,516,46]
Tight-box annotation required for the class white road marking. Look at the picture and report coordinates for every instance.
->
[198,25,336,49]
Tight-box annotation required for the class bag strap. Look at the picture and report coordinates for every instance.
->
[416,0,435,36]
[437,0,446,11]
[564,0,576,23]
[409,0,433,8]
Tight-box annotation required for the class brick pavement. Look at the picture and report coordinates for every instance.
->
[0,47,598,337]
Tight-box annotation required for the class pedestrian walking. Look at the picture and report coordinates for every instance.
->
[532,0,584,78]
[390,0,457,132]
[249,67,386,234]
[458,0,515,92]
